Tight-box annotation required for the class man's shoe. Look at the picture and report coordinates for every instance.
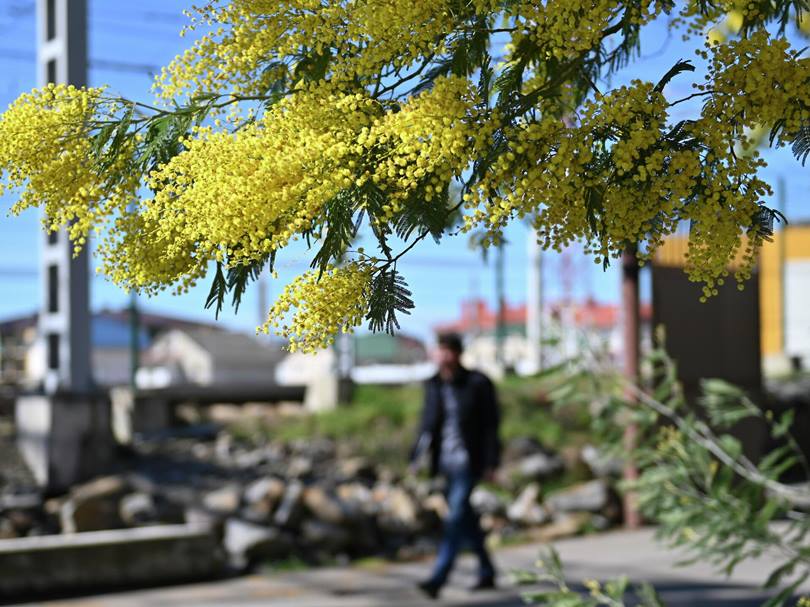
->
[417,579,441,599]
[468,576,496,592]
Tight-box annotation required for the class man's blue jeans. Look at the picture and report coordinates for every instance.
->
[428,467,495,586]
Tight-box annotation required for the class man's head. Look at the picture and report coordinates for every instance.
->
[436,332,463,376]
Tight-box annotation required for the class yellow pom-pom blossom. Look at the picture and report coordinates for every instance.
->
[156,0,463,99]
[2,1,809,351]
[261,262,374,352]
[0,84,136,249]
[141,82,379,271]
[367,76,487,221]
[465,30,810,293]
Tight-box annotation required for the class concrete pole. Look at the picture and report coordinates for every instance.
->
[37,0,91,395]
[526,231,543,374]
[16,0,112,491]
[622,245,642,529]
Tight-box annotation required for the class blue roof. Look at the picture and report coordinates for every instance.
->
[92,317,151,349]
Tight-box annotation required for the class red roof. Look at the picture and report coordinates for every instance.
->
[435,298,651,334]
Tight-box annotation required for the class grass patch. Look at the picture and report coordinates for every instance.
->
[230,375,592,470]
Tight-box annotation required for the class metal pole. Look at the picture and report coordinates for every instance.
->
[526,231,544,373]
[129,291,140,390]
[622,244,642,529]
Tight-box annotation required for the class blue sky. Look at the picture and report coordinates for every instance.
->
[0,3,807,342]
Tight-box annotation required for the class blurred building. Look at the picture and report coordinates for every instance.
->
[434,298,652,377]
[0,308,246,390]
[276,332,431,389]
[654,223,810,377]
[137,327,286,389]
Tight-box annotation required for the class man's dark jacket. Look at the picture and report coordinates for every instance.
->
[411,367,501,479]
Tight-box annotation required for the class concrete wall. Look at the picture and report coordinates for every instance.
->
[0,525,224,596]
[15,393,114,491]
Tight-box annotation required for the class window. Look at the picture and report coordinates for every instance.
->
[47,230,58,245]
[47,264,59,313]
[46,59,57,84]
[47,333,60,370]
[46,0,56,41]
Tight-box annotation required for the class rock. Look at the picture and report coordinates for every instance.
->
[202,485,242,516]
[4,509,35,536]
[0,517,17,539]
[418,493,447,532]
[336,482,378,518]
[470,487,506,516]
[242,477,285,522]
[517,452,565,479]
[302,485,347,525]
[581,445,624,478]
[185,506,222,532]
[300,519,352,552]
[506,483,548,527]
[546,480,609,514]
[273,480,305,528]
[530,512,592,542]
[287,456,314,479]
[233,449,268,469]
[214,432,234,461]
[224,518,293,569]
[375,485,419,535]
[119,492,157,526]
[60,475,129,533]
[43,497,62,517]
[336,457,376,482]
[503,437,545,462]
[423,493,448,519]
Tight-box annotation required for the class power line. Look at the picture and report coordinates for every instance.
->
[90,5,187,24]
[89,58,159,76]
[0,48,158,74]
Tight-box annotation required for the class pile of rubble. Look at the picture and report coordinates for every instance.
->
[0,431,624,571]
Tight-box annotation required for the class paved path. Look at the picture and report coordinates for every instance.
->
[13,528,809,606]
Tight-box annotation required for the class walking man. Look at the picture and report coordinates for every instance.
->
[411,332,501,599]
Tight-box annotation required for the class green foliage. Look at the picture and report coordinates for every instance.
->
[516,548,665,607]
[537,341,810,607]
[230,374,591,472]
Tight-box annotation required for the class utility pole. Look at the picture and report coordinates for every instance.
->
[257,272,268,330]
[129,291,140,390]
[622,244,642,529]
[16,0,112,491]
[38,0,91,396]
[526,231,544,374]
[495,242,507,372]
[778,175,787,359]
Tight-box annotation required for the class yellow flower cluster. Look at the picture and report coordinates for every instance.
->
[139,82,377,277]
[260,262,374,352]
[96,211,209,296]
[157,0,460,99]
[684,31,810,293]
[464,81,674,256]
[4,1,810,349]
[463,72,775,295]
[508,0,665,62]
[366,76,485,221]
[698,31,810,147]
[0,84,135,250]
